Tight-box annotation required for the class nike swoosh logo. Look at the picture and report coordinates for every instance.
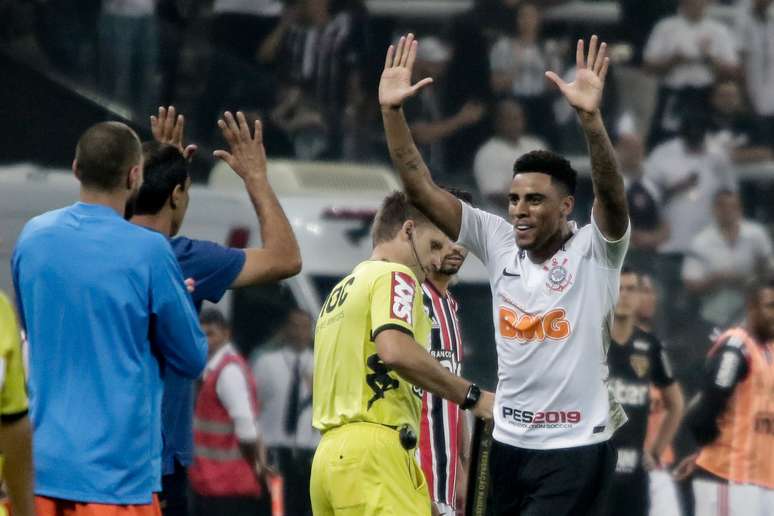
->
[502,268,521,277]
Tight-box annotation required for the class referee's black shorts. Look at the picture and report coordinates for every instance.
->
[489,439,616,516]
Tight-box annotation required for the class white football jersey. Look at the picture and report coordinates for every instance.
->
[458,202,629,450]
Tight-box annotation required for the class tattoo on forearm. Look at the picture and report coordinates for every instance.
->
[393,145,424,173]
[586,125,628,226]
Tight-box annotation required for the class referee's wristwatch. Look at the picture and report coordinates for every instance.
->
[461,383,481,410]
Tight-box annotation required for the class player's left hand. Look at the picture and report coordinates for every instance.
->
[379,33,434,109]
[150,105,198,160]
[214,111,268,183]
[545,35,609,115]
[472,390,495,421]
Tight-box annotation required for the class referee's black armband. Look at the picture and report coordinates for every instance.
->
[1,408,29,424]
[371,324,413,341]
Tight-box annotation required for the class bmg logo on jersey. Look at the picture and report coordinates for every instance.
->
[502,406,581,430]
[498,306,571,343]
[390,272,415,324]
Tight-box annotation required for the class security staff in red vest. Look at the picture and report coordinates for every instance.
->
[189,309,269,516]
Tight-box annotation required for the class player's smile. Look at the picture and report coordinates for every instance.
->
[514,221,538,245]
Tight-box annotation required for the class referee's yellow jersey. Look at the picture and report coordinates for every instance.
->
[0,291,29,500]
[313,260,431,435]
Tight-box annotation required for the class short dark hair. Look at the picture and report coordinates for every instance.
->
[75,122,141,191]
[620,265,640,283]
[746,275,774,305]
[133,141,189,215]
[442,186,474,205]
[513,150,577,196]
[372,191,431,245]
[200,308,229,329]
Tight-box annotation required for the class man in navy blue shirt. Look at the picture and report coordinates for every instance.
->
[131,107,302,516]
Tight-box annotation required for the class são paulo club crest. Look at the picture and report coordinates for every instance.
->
[544,257,573,292]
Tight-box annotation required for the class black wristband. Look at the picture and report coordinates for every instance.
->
[461,383,481,410]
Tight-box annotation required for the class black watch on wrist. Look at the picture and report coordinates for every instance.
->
[461,383,481,410]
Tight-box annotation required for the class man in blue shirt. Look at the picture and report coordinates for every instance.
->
[11,121,208,515]
[132,107,302,516]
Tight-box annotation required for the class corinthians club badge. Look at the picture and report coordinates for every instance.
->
[544,257,573,292]
[630,354,650,378]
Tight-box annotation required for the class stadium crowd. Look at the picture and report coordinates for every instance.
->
[1,0,774,515]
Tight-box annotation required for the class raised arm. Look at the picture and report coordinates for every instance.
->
[379,33,463,240]
[545,36,628,240]
[214,111,302,286]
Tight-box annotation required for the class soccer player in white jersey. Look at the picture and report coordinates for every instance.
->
[379,34,630,514]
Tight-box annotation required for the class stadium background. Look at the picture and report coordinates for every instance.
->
[1,0,773,514]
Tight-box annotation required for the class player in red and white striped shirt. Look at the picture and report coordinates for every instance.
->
[418,188,473,516]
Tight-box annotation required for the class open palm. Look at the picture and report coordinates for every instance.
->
[546,35,609,115]
[379,33,434,109]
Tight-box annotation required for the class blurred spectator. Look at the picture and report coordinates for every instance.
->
[736,0,774,132]
[644,0,739,148]
[615,118,670,257]
[682,190,773,327]
[606,268,684,516]
[618,0,675,65]
[489,2,563,147]
[258,0,369,159]
[645,112,737,256]
[34,0,100,81]
[98,0,159,116]
[644,387,683,516]
[190,309,269,516]
[403,36,485,176]
[269,86,329,159]
[708,80,772,163]
[675,278,774,516]
[195,0,282,141]
[442,16,493,175]
[473,99,546,210]
[637,273,660,334]
[156,0,200,106]
[252,308,318,516]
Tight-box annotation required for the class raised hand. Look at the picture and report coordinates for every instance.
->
[545,35,609,115]
[379,33,434,109]
[150,106,198,159]
[213,111,267,182]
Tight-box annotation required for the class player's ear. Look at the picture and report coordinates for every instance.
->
[170,183,185,210]
[127,165,142,191]
[72,159,80,180]
[560,195,574,218]
[401,220,415,240]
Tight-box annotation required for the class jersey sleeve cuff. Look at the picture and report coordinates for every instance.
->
[372,323,414,341]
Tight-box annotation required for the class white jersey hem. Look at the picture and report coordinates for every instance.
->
[492,425,613,451]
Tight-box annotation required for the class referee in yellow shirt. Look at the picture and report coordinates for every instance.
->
[311,192,494,516]
[0,291,34,516]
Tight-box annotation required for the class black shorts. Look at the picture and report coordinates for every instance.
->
[604,470,649,516]
[489,439,616,516]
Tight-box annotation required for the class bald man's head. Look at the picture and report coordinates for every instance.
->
[74,122,142,192]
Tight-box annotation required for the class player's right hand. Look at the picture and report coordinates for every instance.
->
[213,111,268,183]
[150,105,198,160]
[472,390,495,421]
[379,33,434,109]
